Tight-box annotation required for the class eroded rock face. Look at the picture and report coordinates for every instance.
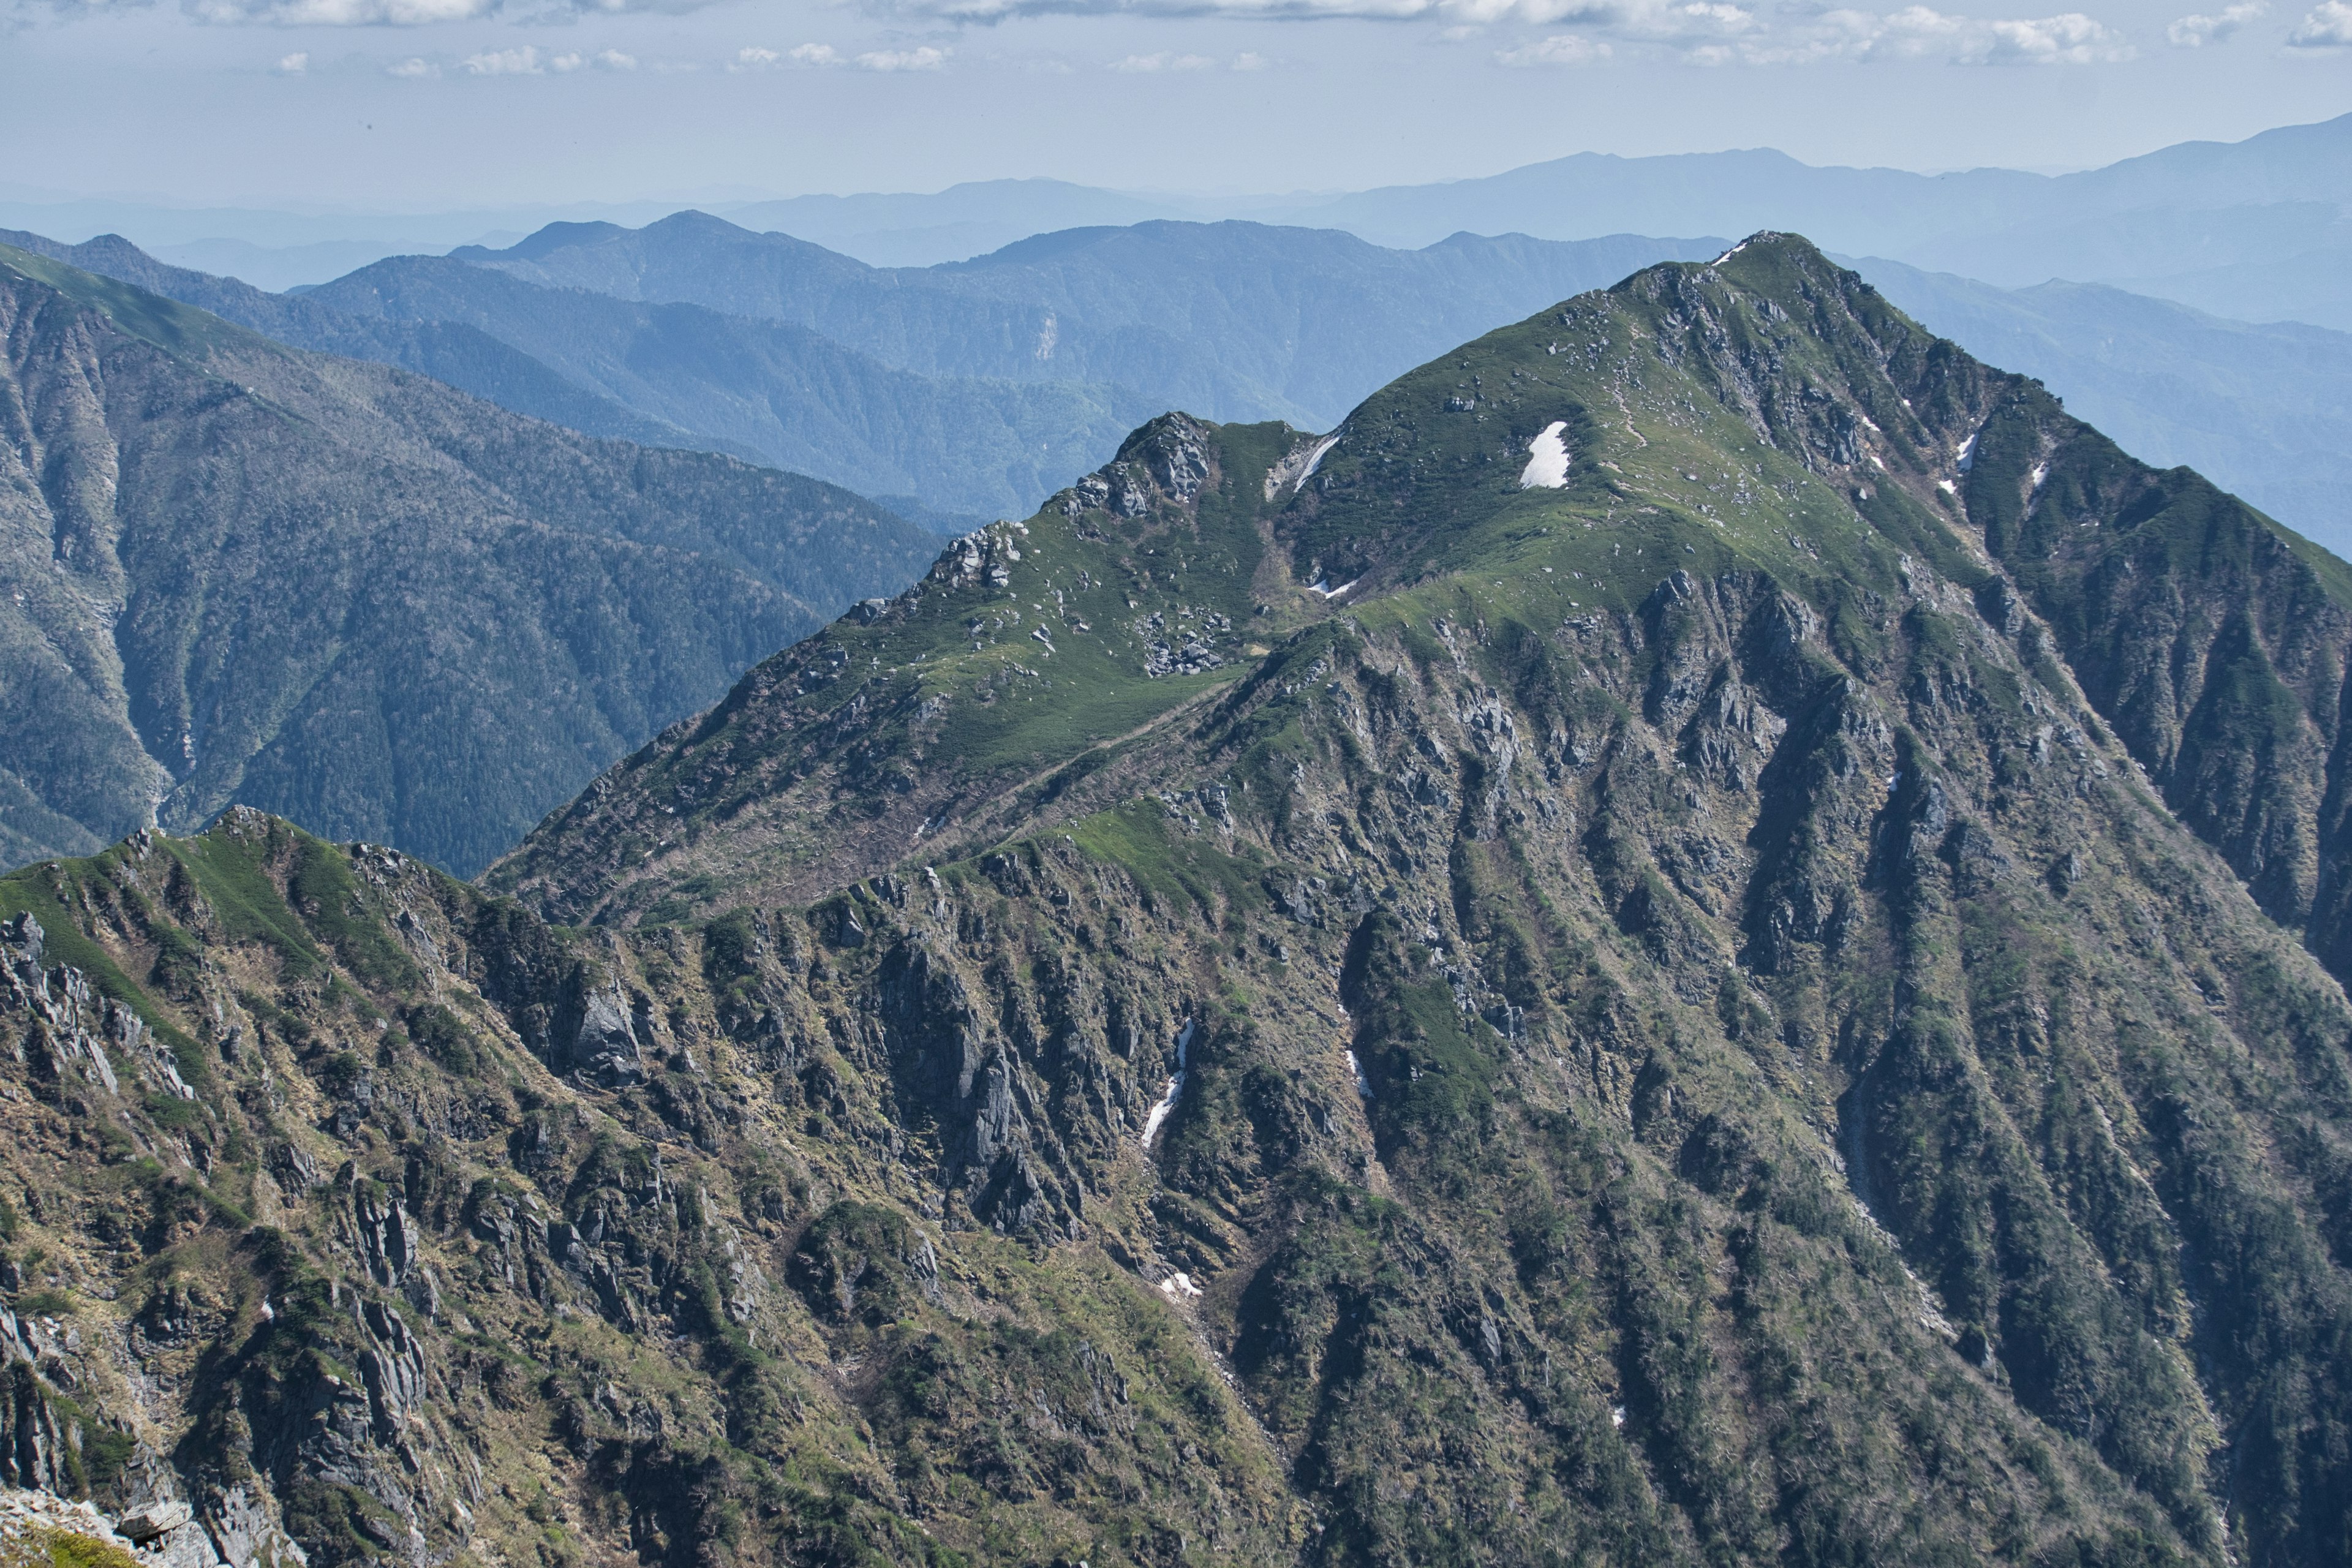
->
[7,236,2352,1568]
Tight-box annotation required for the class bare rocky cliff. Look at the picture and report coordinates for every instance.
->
[0,236,2348,1567]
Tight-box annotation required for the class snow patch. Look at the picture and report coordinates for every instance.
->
[1711,241,1749,265]
[1520,421,1570,489]
[2030,462,2049,491]
[1955,434,1976,472]
[1140,1018,1196,1150]
[1159,1272,1203,1300]
[1346,1048,1372,1099]
[1308,578,1360,600]
[1936,479,1956,495]
[1266,432,1345,502]
[1610,1404,1627,1428]
[1299,432,1341,484]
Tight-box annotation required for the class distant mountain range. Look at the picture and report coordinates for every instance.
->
[4,221,1728,524]
[10,110,2348,317]
[12,209,2349,556]
[0,241,938,876]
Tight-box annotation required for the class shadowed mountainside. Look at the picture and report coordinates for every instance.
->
[0,236,2349,1568]
[0,243,939,876]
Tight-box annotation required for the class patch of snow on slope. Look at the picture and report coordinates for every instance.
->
[1346,1049,1372,1098]
[1956,434,1976,472]
[1159,1272,1202,1300]
[1299,432,1341,484]
[1308,578,1360,600]
[1520,421,1570,489]
[1266,432,1344,501]
[1140,1018,1196,1150]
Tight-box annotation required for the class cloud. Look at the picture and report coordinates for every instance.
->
[551,45,635,66]
[1111,47,1216,65]
[1231,47,1270,63]
[186,0,492,22]
[733,42,856,66]
[855,43,949,66]
[1496,29,1609,58]
[846,0,2129,59]
[464,41,540,70]
[2288,0,2352,42]
[275,47,307,67]
[386,53,434,72]
[2166,0,2262,42]
[1740,5,2133,62]
[165,0,717,24]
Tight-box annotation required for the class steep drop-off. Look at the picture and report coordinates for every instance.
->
[2,236,2350,1568]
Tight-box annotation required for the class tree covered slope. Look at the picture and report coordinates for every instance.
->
[0,243,938,877]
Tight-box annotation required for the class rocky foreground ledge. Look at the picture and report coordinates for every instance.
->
[0,1487,196,1567]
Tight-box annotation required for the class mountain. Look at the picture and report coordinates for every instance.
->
[1852,257,2352,556]
[0,241,938,878]
[26,214,2351,555]
[0,228,1150,527]
[1274,112,2352,325]
[2,234,2344,1568]
[282,211,2352,552]
[718,177,1196,267]
[453,211,1727,431]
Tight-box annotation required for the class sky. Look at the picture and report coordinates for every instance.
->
[1,0,2348,214]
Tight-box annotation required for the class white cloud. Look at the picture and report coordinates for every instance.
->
[275,47,307,68]
[1231,47,1269,63]
[187,0,492,21]
[2288,0,2352,42]
[169,0,719,24]
[1496,29,1610,59]
[737,41,850,65]
[550,45,633,66]
[855,43,948,66]
[386,53,435,72]
[464,42,540,70]
[850,0,2129,59]
[2166,0,2263,43]
[1743,5,2133,62]
[1111,47,1216,66]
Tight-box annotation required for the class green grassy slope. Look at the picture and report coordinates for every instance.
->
[9,234,2352,1568]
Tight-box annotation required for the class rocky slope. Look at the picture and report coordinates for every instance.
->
[2,235,2350,1568]
[0,243,938,878]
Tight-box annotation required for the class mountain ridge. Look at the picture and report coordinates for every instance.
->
[0,241,939,876]
[0,230,2348,1568]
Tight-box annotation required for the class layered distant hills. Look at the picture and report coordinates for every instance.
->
[7,236,2352,1568]
[0,242,937,876]
[4,220,1728,526]
[13,207,2352,556]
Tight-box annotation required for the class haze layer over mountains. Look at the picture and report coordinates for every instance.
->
[10,111,2352,554]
